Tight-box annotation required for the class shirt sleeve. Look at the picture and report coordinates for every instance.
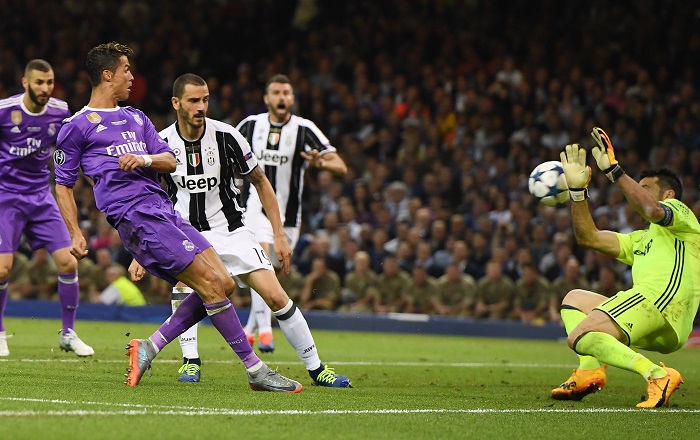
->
[226,128,258,175]
[54,121,84,188]
[302,120,335,154]
[659,199,700,235]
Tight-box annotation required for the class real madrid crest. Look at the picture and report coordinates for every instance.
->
[86,112,102,123]
[48,123,56,137]
[11,110,22,125]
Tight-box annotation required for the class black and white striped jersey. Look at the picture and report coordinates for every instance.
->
[236,113,336,228]
[159,118,258,232]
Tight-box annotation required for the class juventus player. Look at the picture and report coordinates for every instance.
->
[0,60,93,357]
[237,74,347,352]
[131,73,350,387]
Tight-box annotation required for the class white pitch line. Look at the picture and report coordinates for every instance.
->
[1,408,700,417]
[2,398,698,417]
[0,359,572,368]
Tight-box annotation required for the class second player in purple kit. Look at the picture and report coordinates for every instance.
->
[0,59,93,357]
[53,41,303,392]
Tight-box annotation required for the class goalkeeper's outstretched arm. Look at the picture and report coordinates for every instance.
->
[591,127,667,224]
[560,143,620,258]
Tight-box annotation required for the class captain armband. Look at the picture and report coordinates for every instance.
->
[655,204,673,226]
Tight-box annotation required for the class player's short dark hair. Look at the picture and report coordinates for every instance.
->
[24,59,52,76]
[265,74,291,93]
[85,42,134,87]
[173,73,207,98]
[640,168,682,199]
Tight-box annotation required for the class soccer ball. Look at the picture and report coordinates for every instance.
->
[528,161,570,206]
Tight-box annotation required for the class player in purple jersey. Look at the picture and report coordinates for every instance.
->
[53,42,302,392]
[0,59,93,357]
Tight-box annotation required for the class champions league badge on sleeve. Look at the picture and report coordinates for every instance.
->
[53,149,66,166]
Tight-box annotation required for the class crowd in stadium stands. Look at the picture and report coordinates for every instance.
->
[1,1,699,325]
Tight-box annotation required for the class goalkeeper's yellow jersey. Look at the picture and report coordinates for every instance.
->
[614,199,700,334]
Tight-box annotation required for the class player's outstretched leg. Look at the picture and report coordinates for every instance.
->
[125,338,158,386]
[172,286,201,382]
[551,365,607,400]
[247,363,303,393]
[637,363,683,408]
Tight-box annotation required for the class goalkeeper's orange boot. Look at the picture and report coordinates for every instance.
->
[551,365,607,401]
[636,363,683,408]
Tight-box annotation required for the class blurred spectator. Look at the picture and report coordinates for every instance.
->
[549,258,590,324]
[341,251,379,313]
[25,248,58,300]
[91,265,146,306]
[474,259,514,320]
[373,255,411,313]
[299,258,341,311]
[433,263,477,316]
[513,263,549,325]
[404,265,438,314]
[591,265,624,298]
[7,252,31,300]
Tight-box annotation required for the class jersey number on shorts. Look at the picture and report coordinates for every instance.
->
[254,248,272,266]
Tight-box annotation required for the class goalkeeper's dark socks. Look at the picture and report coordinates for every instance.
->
[308,363,325,380]
[183,357,201,366]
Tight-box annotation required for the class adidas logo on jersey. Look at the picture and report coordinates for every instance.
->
[10,126,20,133]
[96,124,107,132]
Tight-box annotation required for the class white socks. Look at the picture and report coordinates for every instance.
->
[172,286,199,359]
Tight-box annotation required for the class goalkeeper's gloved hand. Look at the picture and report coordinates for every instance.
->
[591,127,625,182]
[560,143,591,202]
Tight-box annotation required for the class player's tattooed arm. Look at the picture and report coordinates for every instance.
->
[247,165,292,273]
[246,165,267,186]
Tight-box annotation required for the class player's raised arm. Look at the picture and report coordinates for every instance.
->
[591,127,668,224]
[560,143,620,257]
[301,149,347,175]
[247,165,292,274]
[55,184,88,260]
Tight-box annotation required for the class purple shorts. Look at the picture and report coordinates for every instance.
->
[116,195,212,285]
[0,189,72,254]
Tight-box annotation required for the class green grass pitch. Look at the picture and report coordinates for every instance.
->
[0,317,698,440]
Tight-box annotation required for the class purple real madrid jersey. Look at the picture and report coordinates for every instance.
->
[54,106,175,226]
[0,94,70,193]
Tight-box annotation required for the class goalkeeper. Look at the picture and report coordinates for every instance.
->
[551,128,700,408]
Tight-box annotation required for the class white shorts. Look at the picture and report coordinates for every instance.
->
[243,209,300,267]
[199,226,273,276]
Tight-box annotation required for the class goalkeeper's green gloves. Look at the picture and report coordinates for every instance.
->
[591,127,625,182]
[560,144,591,202]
